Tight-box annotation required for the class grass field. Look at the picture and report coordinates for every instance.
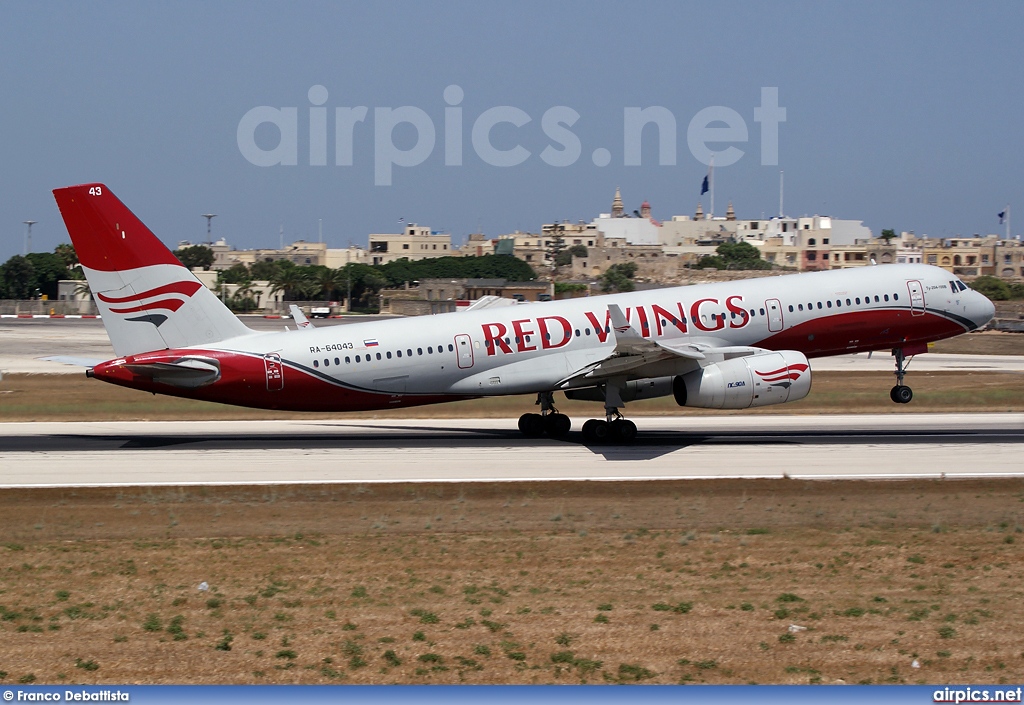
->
[1,480,1022,685]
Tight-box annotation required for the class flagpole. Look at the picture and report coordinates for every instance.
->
[709,156,715,219]
[1007,204,1011,240]
[779,170,784,217]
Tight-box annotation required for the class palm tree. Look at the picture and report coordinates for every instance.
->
[320,267,351,301]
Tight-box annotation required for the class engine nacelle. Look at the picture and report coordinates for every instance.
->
[672,350,811,409]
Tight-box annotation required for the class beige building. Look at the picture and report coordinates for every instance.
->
[368,223,452,265]
[183,238,368,271]
[825,238,897,269]
[566,231,684,280]
[919,235,1024,279]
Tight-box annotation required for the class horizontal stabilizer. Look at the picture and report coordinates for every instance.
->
[38,355,107,369]
[122,356,221,389]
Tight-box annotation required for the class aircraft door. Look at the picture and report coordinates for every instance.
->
[455,334,474,369]
[907,280,925,316]
[264,353,284,391]
[766,298,784,332]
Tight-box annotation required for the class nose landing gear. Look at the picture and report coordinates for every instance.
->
[890,347,914,404]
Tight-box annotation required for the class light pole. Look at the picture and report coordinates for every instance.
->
[23,220,37,255]
[202,214,217,246]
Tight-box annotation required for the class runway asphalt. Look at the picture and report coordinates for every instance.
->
[1,414,1021,488]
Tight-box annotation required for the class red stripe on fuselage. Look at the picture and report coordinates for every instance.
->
[91,349,467,412]
[755,308,967,357]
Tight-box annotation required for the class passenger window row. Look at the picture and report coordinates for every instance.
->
[313,343,456,369]
[787,293,899,313]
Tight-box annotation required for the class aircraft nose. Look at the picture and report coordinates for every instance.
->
[974,292,996,328]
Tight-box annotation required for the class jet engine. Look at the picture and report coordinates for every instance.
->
[672,350,811,409]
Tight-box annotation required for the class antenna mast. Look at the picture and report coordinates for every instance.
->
[779,171,784,217]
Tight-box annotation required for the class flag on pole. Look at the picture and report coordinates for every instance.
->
[700,175,709,196]
[998,211,1006,224]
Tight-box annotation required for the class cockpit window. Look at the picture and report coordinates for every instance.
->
[950,279,968,292]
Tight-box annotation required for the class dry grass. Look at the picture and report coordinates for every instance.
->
[1,480,1023,685]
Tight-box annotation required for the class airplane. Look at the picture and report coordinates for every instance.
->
[51,183,996,443]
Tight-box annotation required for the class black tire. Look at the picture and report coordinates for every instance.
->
[895,385,913,404]
[589,420,610,443]
[544,413,571,438]
[611,419,637,442]
[518,413,545,437]
[890,385,901,404]
[581,419,598,441]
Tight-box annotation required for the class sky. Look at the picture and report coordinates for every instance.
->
[1,0,1022,263]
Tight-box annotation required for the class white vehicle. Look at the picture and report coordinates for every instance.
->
[53,183,996,443]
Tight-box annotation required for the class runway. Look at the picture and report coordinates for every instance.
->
[1,414,1021,488]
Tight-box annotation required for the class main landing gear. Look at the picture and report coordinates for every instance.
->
[581,412,637,444]
[518,391,571,438]
[890,347,913,404]
[519,387,638,444]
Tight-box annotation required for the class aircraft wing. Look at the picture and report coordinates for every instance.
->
[555,304,768,388]
[463,295,522,311]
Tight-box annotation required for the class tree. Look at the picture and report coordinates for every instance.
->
[377,255,535,285]
[228,282,259,312]
[250,259,286,281]
[0,255,36,299]
[600,262,637,293]
[697,241,772,270]
[969,275,1010,301]
[219,263,251,284]
[54,243,79,269]
[879,229,897,244]
[25,252,70,299]
[546,233,566,269]
[269,266,317,301]
[173,245,215,271]
[554,244,587,267]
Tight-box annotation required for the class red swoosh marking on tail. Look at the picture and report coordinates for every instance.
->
[108,298,187,314]
[97,280,202,304]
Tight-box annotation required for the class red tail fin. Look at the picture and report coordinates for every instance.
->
[52,183,251,357]
[53,184,182,271]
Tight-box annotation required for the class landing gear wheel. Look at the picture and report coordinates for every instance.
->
[518,413,545,437]
[543,413,571,438]
[610,418,637,442]
[890,348,914,405]
[890,385,913,404]
[581,419,610,443]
